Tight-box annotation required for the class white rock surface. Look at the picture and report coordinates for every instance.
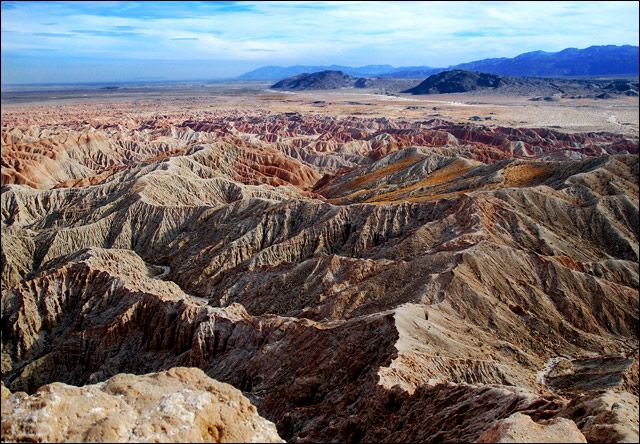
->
[1,367,284,443]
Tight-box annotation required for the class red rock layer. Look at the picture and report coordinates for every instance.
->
[3,106,637,191]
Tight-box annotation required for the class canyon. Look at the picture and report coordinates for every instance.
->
[1,82,638,442]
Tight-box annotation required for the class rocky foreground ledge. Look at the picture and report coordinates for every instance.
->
[4,367,636,443]
[1,367,283,443]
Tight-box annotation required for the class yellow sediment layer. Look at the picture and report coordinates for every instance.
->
[344,154,424,191]
[502,163,551,187]
[365,158,476,204]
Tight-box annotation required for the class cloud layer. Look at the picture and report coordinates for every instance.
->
[2,1,638,84]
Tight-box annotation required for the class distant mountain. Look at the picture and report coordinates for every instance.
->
[239,64,439,80]
[451,45,639,77]
[270,70,423,92]
[403,70,507,94]
[240,64,399,80]
[270,70,359,90]
[403,69,639,98]
[378,67,445,78]
[239,45,639,80]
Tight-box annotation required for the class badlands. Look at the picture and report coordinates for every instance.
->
[1,81,638,443]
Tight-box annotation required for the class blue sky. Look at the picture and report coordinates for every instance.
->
[1,1,638,84]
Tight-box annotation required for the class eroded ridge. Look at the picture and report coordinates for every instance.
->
[3,103,637,191]
[1,99,638,443]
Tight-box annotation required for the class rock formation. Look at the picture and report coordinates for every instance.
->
[271,70,360,90]
[269,70,422,92]
[404,70,507,94]
[476,412,587,443]
[1,367,283,443]
[2,107,636,191]
[1,98,638,442]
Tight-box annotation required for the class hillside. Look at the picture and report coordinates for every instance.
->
[270,70,422,92]
[270,70,359,90]
[404,69,639,98]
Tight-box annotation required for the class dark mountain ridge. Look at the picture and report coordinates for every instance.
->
[403,70,507,94]
[269,70,422,92]
[403,69,639,98]
[270,70,359,90]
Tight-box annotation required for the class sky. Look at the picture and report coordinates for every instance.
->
[1,1,638,85]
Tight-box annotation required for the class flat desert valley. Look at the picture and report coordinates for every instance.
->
[2,80,638,133]
[1,81,639,442]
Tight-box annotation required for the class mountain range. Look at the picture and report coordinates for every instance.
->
[238,64,439,80]
[239,45,639,80]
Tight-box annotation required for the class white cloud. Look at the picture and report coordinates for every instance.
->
[1,0,638,82]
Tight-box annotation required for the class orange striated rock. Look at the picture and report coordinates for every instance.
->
[3,104,637,190]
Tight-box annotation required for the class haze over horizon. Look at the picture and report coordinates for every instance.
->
[1,0,639,85]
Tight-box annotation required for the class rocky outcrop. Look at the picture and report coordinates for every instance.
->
[269,70,421,92]
[1,367,283,443]
[561,391,639,443]
[404,70,507,94]
[476,412,587,443]
[547,352,640,443]
[271,70,359,90]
